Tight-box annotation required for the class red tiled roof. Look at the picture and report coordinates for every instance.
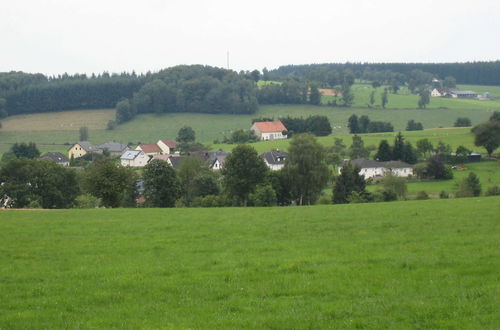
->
[160,139,177,148]
[254,121,287,133]
[138,144,162,153]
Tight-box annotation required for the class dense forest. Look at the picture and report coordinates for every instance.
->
[268,61,500,86]
[0,61,499,119]
[0,66,259,119]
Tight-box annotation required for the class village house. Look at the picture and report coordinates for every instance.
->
[68,141,101,159]
[120,150,150,167]
[250,121,288,141]
[261,150,288,170]
[187,150,229,171]
[97,141,128,156]
[40,152,70,166]
[341,158,414,179]
[157,139,177,154]
[430,88,442,97]
[135,143,162,156]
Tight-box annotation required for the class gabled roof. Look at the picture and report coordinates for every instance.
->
[262,150,288,165]
[121,150,145,160]
[72,141,99,152]
[40,152,69,163]
[159,139,177,148]
[168,156,186,169]
[137,143,162,153]
[253,121,287,133]
[98,141,128,153]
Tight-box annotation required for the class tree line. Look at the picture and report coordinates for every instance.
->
[268,61,500,86]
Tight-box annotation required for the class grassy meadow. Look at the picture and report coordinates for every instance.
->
[0,104,496,156]
[1,197,499,328]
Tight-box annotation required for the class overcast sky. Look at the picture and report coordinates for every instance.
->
[1,0,499,75]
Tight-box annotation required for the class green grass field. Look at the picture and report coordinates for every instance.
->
[323,84,500,110]
[364,161,500,198]
[1,197,499,328]
[0,104,496,156]
[458,84,500,100]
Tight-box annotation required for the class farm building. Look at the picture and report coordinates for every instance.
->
[251,121,287,141]
[68,141,101,159]
[340,158,414,179]
[136,143,162,156]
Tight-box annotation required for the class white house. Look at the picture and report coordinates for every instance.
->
[261,150,288,171]
[430,88,442,97]
[341,159,414,179]
[120,150,150,167]
[250,121,287,141]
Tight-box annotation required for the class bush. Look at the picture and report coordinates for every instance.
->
[75,194,101,208]
[317,195,331,205]
[373,189,397,202]
[456,172,481,198]
[107,120,117,130]
[348,191,371,203]
[454,117,471,127]
[485,185,500,196]
[251,184,277,207]
[382,175,407,200]
[415,190,429,200]
[439,190,449,199]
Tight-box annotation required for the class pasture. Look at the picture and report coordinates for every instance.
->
[0,103,496,156]
[1,197,499,328]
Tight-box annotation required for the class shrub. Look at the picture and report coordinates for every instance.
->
[456,172,481,198]
[251,184,277,207]
[317,195,331,205]
[382,175,407,200]
[107,120,117,130]
[75,194,101,208]
[415,190,429,200]
[439,190,449,199]
[485,185,500,196]
[454,117,471,127]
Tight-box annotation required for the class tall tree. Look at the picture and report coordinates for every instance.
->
[369,90,375,107]
[82,159,137,208]
[471,120,500,157]
[392,132,405,161]
[375,140,392,161]
[309,83,321,105]
[177,126,196,143]
[79,126,89,141]
[177,156,211,204]
[221,144,268,206]
[11,142,40,159]
[283,134,330,205]
[0,158,79,208]
[115,98,135,123]
[347,114,359,134]
[418,89,430,109]
[381,88,388,109]
[332,161,367,204]
[416,138,434,158]
[143,159,180,207]
[349,135,370,159]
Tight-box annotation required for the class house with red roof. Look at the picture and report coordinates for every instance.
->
[135,143,162,156]
[157,139,177,154]
[250,121,287,141]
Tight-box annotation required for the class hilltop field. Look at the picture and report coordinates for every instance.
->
[1,197,499,328]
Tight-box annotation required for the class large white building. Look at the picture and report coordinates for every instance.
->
[250,121,288,141]
[340,158,414,179]
[120,150,150,167]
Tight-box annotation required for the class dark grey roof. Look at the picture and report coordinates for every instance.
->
[98,141,128,153]
[262,150,288,165]
[76,141,99,152]
[40,152,69,163]
[187,150,229,164]
[348,158,413,169]
[168,156,186,169]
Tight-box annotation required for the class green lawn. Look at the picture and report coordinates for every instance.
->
[1,197,499,328]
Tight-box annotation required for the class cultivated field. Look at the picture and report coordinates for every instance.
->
[1,197,499,328]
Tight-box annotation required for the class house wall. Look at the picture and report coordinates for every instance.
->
[68,144,87,159]
[359,167,385,178]
[261,132,286,141]
[389,168,413,177]
[264,161,284,171]
[121,153,150,167]
[156,141,171,154]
